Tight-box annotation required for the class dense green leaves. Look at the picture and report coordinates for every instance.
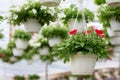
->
[51,30,109,63]
[97,4,120,27]
[13,30,31,41]
[94,0,106,5]
[62,5,94,24]
[41,26,69,39]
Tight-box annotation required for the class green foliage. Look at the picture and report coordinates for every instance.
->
[97,4,120,27]
[40,55,54,63]
[13,30,31,41]
[0,29,3,39]
[13,75,25,80]
[7,40,16,49]
[62,5,94,24]
[8,1,56,26]
[23,45,38,60]
[28,74,40,80]
[41,26,69,39]
[0,15,3,23]
[51,29,109,63]
[37,38,49,48]
[94,0,106,5]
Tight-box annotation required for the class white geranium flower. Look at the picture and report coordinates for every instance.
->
[32,9,37,14]
[13,14,18,20]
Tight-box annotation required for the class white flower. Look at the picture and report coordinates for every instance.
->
[32,9,37,14]
[13,14,18,20]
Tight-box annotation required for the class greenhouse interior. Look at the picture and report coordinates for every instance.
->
[0,0,120,80]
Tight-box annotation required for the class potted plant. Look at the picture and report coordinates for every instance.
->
[13,75,25,80]
[97,4,120,31]
[94,0,106,5]
[51,27,109,75]
[40,0,61,7]
[41,25,68,47]
[7,40,24,58]
[28,74,40,80]
[8,1,56,33]
[106,0,120,7]
[37,38,50,55]
[23,45,39,63]
[13,30,31,49]
[62,5,94,32]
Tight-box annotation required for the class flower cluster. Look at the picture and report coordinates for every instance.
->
[69,26,104,38]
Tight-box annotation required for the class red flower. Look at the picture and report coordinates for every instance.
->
[95,29,104,38]
[69,29,78,35]
[84,30,91,35]
[0,54,3,59]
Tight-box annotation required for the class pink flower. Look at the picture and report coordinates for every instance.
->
[69,29,78,35]
[90,26,95,29]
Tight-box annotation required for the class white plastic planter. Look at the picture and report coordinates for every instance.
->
[32,54,40,61]
[48,37,61,47]
[24,19,41,33]
[40,0,61,7]
[70,52,97,75]
[110,17,120,32]
[110,37,120,45]
[39,47,50,55]
[68,19,84,33]
[107,27,120,37]
[13,48,24,57]
[113,46,120,52]
[106,0,120,7]
[15,39,28,49]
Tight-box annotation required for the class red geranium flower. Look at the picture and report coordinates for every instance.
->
[84,30,91,35]
[69,29,78,35]
[95,29,104,38]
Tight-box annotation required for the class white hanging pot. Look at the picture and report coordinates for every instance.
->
[48,37,61,47]
[40,0,61,7]
[106,0,120,7]
[39,46,50,55]
[32,54,40,61]
[15,39,28,49]
[68,19,84,33]
[13,48,24,57]
[24,19,41,33]
[107,27,120,37]
[113,46,120,52]
[70,52,97,75]
[110,17,120,32]
[110,36,120,45]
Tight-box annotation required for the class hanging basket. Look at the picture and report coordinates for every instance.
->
[110,36,120,45]
[13,48,24,57]
[40,0,61,7]
[15,39,28,49]
[24,19,41,33]
[48,37,61,47]
[107,27,120,37]
[110,17,120,32]
[39,47,50,55]
[106,0,120,7]
[68,19,84,33]
[70,52,97,75]
[113,46,120,52]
